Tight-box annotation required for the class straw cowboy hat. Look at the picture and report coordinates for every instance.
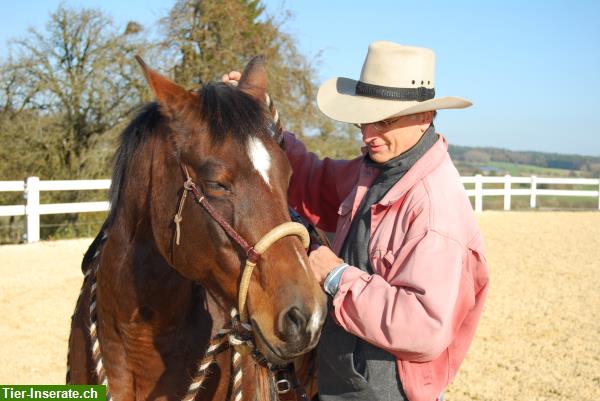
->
[317,41,472,124]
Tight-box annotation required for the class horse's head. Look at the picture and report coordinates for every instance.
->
[134,56,326,363]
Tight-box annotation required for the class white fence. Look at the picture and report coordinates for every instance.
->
[461,175,600,213]
[1,175,599,243]
[0,177,110,243]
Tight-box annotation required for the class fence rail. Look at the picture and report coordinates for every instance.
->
[0,177,110,243]
[1,175,599,243]
[461,175,600,212]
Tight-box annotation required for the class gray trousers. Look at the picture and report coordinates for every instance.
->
[317,314,408,401]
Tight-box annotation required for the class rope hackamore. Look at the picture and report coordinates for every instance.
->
[218,311,270,366]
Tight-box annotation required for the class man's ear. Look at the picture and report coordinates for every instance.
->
[135,55,194,118]
[239,56,268,103]
[417,111,435,132]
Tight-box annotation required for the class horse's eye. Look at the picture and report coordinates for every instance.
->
[206,181,230,192]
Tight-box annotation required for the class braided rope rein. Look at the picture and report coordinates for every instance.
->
[65,231,112,399]
[182,311,271,401]
[265,93,284,141]
[89,232,112,400]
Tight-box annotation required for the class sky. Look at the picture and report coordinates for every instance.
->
[1,0,599,156]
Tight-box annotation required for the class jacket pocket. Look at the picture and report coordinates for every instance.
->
[369,248,395,275]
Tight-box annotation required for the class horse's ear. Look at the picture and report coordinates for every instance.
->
[239,56,267,103]
[135,55,193,116]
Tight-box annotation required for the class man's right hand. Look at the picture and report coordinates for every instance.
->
[223,69,285,148]
[222,71,241,86]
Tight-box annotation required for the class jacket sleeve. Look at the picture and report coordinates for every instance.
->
[283,132,361,232]
[331,227,476,362]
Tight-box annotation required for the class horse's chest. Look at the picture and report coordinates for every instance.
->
[121,324,164,366]
[105,323,190,397]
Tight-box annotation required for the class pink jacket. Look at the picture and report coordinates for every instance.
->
[284,132,489,401]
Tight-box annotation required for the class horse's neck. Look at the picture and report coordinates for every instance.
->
[99,222,192,323]
[96,231,209,400]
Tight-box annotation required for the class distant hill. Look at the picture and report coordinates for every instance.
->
[448,144,600,177]
[304,133,600,177]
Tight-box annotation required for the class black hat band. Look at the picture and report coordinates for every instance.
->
[355,81,435,102]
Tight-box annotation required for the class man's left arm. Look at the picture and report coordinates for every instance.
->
[314,230,476,363]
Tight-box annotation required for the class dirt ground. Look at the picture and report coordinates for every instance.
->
[0,212,599,400]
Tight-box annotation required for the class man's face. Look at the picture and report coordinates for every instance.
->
[360,112,433,163]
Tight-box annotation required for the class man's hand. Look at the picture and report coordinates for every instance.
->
[308,246,344,285]
[222,69,285,148]
[222,71,241,86]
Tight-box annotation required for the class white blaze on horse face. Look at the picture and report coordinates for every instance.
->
[247,137,271,187]
[308,306,323,338]
[294,248,309,273]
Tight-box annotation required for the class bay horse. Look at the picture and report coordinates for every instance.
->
[67,56,326,401]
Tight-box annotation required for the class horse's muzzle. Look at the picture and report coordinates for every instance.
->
[252,306,323,364]
[279,305,310,346]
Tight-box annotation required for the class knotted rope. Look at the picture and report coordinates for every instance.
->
[173,175,194,245]
[66,231,112,400]
[183,310,270,401]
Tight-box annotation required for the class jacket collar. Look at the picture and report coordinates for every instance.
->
[372,134,448,206]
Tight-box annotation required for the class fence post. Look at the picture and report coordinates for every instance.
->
[25,176,40,243]
[530,175,537,209]
[504,174,511,211]
[475,174,483,212]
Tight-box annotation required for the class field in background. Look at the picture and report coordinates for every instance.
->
[485,161,575,176]
[0,212,599,400]
[469,194,599,211]
[457,161,584,177]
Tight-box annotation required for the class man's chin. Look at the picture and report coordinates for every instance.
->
[368,150,391,164]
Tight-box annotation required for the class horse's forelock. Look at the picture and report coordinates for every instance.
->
[200,82,270,145]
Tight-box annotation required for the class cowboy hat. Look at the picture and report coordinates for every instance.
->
[316,41,472,124]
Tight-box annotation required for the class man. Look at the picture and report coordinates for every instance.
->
[225,41,489,401]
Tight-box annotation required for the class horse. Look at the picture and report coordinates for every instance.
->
[67,56,326,401]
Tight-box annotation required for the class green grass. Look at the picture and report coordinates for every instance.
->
[485,161,574,177]
[456,161,591,177]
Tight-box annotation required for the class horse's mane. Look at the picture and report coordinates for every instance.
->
[106,82,269,226]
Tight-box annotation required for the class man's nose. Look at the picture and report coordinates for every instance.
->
[361,124,376,141]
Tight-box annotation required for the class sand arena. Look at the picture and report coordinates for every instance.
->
[0,211,599,400]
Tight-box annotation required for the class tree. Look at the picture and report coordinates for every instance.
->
[2,5,149,179]
[463,149,491,164]
[0,1,364,242]
[0,5,152,241]
[160,0,327,137]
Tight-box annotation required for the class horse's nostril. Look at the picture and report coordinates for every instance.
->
[288,309,300,326]
[280,306,308,343]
